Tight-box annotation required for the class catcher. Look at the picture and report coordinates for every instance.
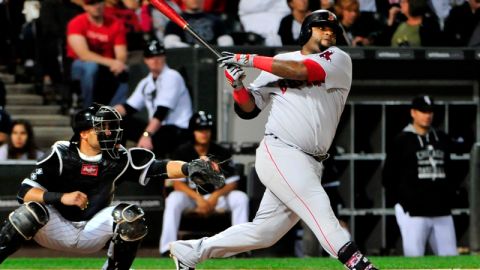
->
[0,104,224,270]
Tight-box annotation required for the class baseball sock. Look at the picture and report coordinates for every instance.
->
[337,241,378,270]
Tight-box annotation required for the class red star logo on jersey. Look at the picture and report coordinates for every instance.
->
[318,50,334,62]
[280,86,287,94]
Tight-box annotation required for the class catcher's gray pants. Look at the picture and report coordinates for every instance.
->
[33,205,115,253]
[170,136,350,266]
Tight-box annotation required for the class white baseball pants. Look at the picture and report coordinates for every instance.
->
[170,136,350,266]
[395,203,458,256]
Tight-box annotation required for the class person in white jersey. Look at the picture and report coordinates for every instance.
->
[115,39,192,158]
[169,9,379,270]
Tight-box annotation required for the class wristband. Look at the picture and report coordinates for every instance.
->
[181,163,189,176]
[253,56,274,73]
[233,87,250,105]
[43,192,64,205]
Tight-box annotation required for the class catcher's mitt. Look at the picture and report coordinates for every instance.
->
[187,159,225,189]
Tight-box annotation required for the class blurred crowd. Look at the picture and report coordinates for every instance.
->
[0,0,479,85]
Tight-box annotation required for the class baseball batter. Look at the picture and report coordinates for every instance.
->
[169,10,378,270]
[0,104,224,269]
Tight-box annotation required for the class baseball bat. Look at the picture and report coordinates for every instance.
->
[149,0,222,58]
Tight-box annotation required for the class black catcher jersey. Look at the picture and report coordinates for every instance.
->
[21,141,156,221]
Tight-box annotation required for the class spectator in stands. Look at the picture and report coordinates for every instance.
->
[382,95,458,257]
[0,119,44,160]
[39,0,84,85]
[18,0,42,83]
[115,39,192,158]
[0,80,12,146]
[334,0,367,46]
[381,0,442,47]
[159,111,249,256]
[67,0,129,108]
[308,0,334,12]
[104,0,145,50]
[173,0,226,14]
[140,0,182,42]
[238,0,290,46]
[278,0,309,46]
[443,0,480,46]
[164,0,233,48]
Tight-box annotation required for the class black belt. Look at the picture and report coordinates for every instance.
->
[265,133,329,162]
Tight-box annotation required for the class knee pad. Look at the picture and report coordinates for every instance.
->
[9,202,49,240]
[112,203,148,242]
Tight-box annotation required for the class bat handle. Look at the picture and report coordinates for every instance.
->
[184,25,222,58]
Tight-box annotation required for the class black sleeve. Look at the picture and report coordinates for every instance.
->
[24,148,61,191]
[153,106,169,121]
[123,103,139,116]
[234,103,261,120]
[146,159,170,180]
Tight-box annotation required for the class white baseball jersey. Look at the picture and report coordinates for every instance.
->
[126,65,192,129]
[250,46,352,156]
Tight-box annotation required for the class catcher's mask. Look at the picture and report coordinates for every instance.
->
[71,104,123,159]
[298,9,341,46]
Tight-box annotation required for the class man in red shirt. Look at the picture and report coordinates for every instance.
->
[67,0,129,108]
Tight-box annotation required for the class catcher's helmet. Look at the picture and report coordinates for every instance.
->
[144,39,165,57]
[71,104,123,159]
[298,9,341,46]
[189,111,213,131]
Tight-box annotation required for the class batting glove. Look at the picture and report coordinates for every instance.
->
[224,65,245,89]
[218,51,256,68]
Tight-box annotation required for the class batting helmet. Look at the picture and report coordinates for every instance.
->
[298,9,341,46]
[71,104,123,159]
[189,111,213,131]
[144,39,165,58]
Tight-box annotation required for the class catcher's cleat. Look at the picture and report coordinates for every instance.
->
[170,253,195,270]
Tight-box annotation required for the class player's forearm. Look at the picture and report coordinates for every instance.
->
[270,60,309,80]
[23,188,47,203]
[234,90,256,113]
[167,161,188,179]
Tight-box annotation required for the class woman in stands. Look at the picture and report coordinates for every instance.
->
[0,119,43,160]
